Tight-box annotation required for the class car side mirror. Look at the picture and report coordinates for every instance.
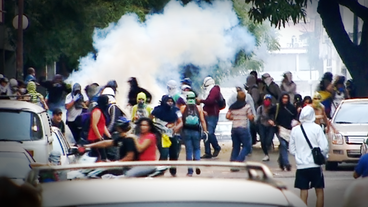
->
[68,147,79,156]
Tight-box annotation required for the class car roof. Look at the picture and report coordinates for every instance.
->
[0,100,45,113]
[41,178,290,207]
[341,98,368,104]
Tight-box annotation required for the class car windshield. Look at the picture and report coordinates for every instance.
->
[0,152,31,179]
[0,110,43,141]
[333,102,368,124]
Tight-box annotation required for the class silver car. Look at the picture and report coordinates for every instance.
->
[26,161,307,207]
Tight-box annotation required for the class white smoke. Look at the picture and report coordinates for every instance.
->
[67,0,255,107]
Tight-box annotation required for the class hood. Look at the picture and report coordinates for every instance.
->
[26,81,37,93]
[279,92,290,105]
[283,71,292,82]
[203,77,215,88]
[167,80,177,96]
[246,75,256,86]
[299,106,315,123]
[161,95,175,107]
[128,77,138,88]
[106,80,118,91]
[72,83,81,92]
[136,92,146,102]
[9,79,18,88]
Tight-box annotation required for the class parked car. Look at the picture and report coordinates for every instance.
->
[0,100,54,163]
[326,99,368,170]
[0,143,36,185]
[215,111,231,140]
[27,161,307,207]
[51,127,78,165]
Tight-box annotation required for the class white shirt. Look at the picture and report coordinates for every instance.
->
[289,106,329,169]
[65,92,89,122]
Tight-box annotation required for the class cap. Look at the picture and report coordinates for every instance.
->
[52,108,62,116]
[181,78,192,86]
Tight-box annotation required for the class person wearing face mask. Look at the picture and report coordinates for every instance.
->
[311,92,337,134]
[150,95,183,176]
[281,71,297,104]
[65,83,89,143]
[256,94,275,162]
[24,81,48,110]
[7,79,21,100]
[131,92,153,122]
[40,74,71,113]
[262,73,282,105]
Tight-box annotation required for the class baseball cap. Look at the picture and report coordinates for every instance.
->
[181,78,192,86]
[52,108,62,116]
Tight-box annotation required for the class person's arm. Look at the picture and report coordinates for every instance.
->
[289,129,296,156]
[40,96,49,110]
[226,110,233,120]
[91,110,103,140]
[246,106,254,121]
[251,88,260,107]
[84,140,114,148]
[173,116,183,134]
[107,105,117,132]
[65,94,76,110]
[133,134,152,153]
[198,106,208,132]
[120,152,135,161]
[104,125,112,138]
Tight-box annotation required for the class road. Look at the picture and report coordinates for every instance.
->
[175,140,356,207]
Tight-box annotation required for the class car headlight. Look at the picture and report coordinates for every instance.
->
[332,133,344,145]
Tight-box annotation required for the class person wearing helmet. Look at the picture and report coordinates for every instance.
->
[131,92,153,122]
[82,116,138,162]
[180,91,207,176]
[256,94,275,162]
[65,83,89,143]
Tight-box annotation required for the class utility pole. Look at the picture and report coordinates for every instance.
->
[16,0,24,80]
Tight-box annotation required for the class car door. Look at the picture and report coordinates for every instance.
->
[51,130,69,165]
[55,129,76,164]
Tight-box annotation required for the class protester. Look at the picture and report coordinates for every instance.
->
[51,108,66,136]
[353,153,368,179]
[280,71,297,104]
[317,72,334,118]
[127,77,152,106]
[24,81,48,110]
[289,105,328,207]
[0,76,9,99]
[131,92,153,122]
[39,74,71,112]
[261,73,281,104]
[24,67,37,84]
[342,178,368,207]
[7,78,21,100]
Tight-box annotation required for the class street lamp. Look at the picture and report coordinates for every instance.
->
[12,0,28,80]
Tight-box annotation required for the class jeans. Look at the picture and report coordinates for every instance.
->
[183,129,201,174]
[204,115,221,155]
[277,133,290,166]
[230,127,251,162]
[258,124,275,155]
[125,166,156,177]
[159,136,179,175]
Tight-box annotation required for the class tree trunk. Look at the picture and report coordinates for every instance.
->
[318,0,368,97]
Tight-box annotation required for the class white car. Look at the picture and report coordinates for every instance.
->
[51,127,78,165]
[0,100,54,163]
[0,143,36,185]
[27,161,307,207]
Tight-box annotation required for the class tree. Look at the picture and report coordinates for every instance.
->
[244,0,368,97]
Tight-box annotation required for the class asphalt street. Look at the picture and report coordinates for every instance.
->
[175,140,357,207]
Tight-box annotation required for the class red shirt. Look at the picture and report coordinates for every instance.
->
[138,133,157,161]
[87,108,106,142]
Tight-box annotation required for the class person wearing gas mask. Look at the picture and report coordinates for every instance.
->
[310,92,337,134]
[65,83,89,143]
[40,74,71,113]
[131,92,153,122]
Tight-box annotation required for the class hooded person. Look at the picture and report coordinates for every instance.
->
[289,105,328,207]
[150,95,183,176]
[280,71,297,104]
[246,75,260,108]
[85,83,100,110]
[197,76,222,158]
[268,92,298,171]
[127,77,152,106]
[65,83,89,143]
[101,87,126,133]
[8,79,20,100]
[25,81,48,110]
[131,92,153,122]
[167,80,185,108]
[262,73,282,104]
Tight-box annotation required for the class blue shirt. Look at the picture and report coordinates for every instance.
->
[355,154,368,178]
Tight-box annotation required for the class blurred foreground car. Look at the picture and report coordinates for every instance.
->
[0,143,36,185]
[326,99,368,170]
[26,161,307,207]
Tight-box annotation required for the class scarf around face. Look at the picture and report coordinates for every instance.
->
[152,95,178,123]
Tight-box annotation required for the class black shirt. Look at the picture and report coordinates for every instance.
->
[51,120,65,134]
[113,136,139,161]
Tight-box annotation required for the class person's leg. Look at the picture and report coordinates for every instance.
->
[236,127,250,162]
[310,167,325,207]
[66,121,80,143]
[315,188,324,207]
[202,116,212,157]
[258,124,268,155]
[184,130,194,175]
[300,190,308,205]
[207,116,221,156]
[125,166,156,177]
[230,128,241,162]
[265,126,275,154]
[250,121,257,145]
[277,134,290,170]
[159,146,169,160]
[169,136,179,176]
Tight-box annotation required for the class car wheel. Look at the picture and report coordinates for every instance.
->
[325,161,338,171]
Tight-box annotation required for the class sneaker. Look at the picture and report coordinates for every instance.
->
[262,155,270,161]
[186,174,193,177]
[230,168,240,172]
[201,154,212,159]
[195,168,201,175]
[285,164,292,171]
[212,148,221,157]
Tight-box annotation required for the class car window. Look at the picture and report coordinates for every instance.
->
[52,132,65,156]
[333,102,368,124]
[0,152,32,179]
[0,110,43,141]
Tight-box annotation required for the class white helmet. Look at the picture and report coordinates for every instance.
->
[101,87,115,97]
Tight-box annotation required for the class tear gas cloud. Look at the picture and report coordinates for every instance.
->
[67,0,255,107]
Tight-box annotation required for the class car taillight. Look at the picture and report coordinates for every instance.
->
[26,149,34,157]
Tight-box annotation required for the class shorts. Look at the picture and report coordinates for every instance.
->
[294,167,325,190]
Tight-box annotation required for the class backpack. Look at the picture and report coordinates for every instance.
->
[76,111,92,140]
[183,105,200,130]
[217,91,226,110]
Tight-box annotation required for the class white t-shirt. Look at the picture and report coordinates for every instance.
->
[65,92,89,122]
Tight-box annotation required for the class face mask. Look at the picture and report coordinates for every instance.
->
[312,99,320,108]
[19,88,26,94]
[263,99,271,107]
[138,100,144,108]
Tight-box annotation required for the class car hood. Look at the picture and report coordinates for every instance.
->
[334,124,368,136]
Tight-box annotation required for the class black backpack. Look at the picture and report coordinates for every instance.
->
[217,91,226,110]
